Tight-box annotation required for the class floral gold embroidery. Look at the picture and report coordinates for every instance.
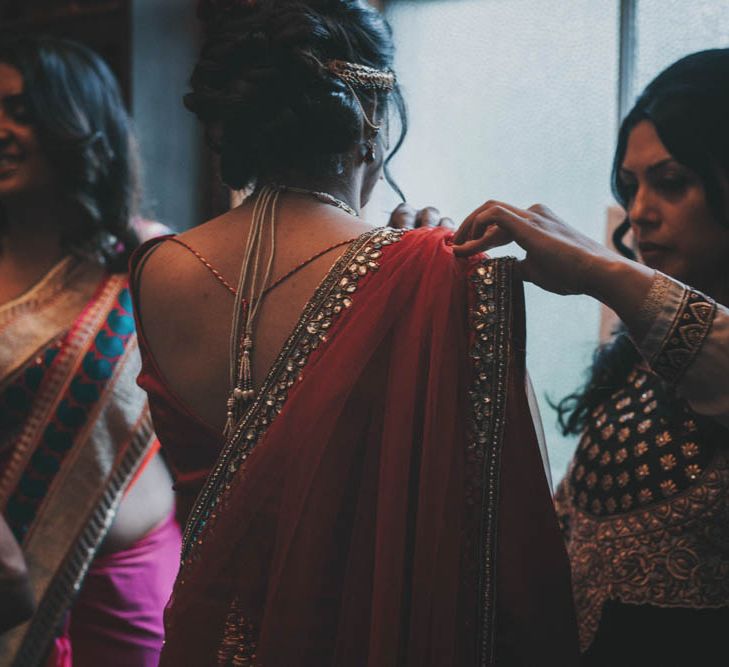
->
[684,419,698,433]
[616,397,632,410]
[633,441,649,457]
[638,487,653,504]
[555,353,729,653]
[637,419,652,434]
[660,479,678,496]
[660,454,677,471]
[556,452,729,652]
[635,464,650,480]
[217,598,258,666]
[686,464,702,481]
[682,442,699,458]
[639,389,655,403]
[650,288,717,386]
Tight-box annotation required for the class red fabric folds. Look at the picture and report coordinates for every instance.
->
[159,228,578,666]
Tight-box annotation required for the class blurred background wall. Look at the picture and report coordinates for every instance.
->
[0,0,210,231]
[374,0,729,480]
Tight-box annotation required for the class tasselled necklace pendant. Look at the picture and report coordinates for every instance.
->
[224,331,256,439]
[223,184,355,440]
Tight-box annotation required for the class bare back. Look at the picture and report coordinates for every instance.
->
[135,196,374,433]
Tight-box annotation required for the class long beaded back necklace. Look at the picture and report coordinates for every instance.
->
[223,184,358,437]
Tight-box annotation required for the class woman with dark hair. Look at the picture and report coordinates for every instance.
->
[455,48,729,665]
[131,1,579,665]
[0,34,179,666]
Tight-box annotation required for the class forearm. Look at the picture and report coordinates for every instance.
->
[585,253,656,341]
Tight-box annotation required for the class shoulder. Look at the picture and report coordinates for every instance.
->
[379,226,468,275]
[129,219,229,336]
[131,211,239,300]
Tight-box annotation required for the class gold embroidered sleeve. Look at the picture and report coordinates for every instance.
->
[636,272,717,386]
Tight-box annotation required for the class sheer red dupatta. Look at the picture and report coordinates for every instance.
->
[160,227,578,666]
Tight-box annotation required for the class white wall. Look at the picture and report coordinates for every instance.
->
[371,0,620,481]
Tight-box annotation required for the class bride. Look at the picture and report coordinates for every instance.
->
[131,1,579,664]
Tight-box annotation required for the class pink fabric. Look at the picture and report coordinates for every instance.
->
[62,510,182,667]
[45,622,72,667]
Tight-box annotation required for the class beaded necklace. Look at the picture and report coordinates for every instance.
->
[223,184,358,437]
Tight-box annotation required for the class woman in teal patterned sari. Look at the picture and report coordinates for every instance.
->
[0,34,178,666]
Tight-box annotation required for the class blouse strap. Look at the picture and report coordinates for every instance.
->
[134,235,357,300]
[262,238,356,296]
[164,238,237,296]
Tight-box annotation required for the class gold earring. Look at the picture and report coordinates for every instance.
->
[365,138,377,163]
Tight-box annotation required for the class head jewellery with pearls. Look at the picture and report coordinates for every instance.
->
[311,55,396,161]
[324,59,396,92]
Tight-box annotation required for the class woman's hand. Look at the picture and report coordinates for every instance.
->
[388,203,455,231]
[454,200,625,297]
[453,200,656,336]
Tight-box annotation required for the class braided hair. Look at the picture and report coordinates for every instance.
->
[185,0,407,196]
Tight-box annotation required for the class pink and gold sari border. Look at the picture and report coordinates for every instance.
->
[0,273,123,507]
[0,259,105,385]
[0,344,156,666]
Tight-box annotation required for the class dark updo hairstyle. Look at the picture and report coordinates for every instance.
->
[0,33,140,271]
[556,48,729,436]
[185,0,407,197]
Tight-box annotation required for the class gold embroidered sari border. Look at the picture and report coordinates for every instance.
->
[467,257,514,667]
[11,407,155,666]
[181,227,405,563]
[0,256,77,324]
[0,274,123,508]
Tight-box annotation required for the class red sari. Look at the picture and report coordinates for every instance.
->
[158,227,579,666]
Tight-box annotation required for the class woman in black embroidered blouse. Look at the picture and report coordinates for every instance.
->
[453,48,729,666]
